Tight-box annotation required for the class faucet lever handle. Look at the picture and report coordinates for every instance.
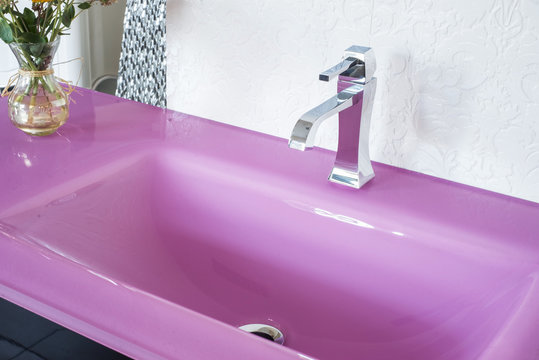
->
[319,45,377,84]
[319,57,359,82]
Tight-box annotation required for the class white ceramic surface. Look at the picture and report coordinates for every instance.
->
[166,0,539,203]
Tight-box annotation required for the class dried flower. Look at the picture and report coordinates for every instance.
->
[0,0,16,10]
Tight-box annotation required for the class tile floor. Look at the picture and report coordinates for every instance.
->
[0,298,131,360]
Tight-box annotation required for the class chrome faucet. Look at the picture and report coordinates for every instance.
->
[289,46,377,189]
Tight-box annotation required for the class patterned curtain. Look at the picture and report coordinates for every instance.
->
[116,0,167,108]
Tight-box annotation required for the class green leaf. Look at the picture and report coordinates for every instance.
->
[61,4,75,28]
[17,32,47,57]
[78,2,92,10]
[22,8,37,33]
[18,32,45,43]
[29,43,46,57]
[0,18,14,44]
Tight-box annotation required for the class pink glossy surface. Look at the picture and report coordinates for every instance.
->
[1,89,539,360]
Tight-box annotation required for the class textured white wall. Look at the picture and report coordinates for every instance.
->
[167,0,539,203]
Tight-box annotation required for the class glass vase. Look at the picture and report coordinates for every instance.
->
[7,39,69,136]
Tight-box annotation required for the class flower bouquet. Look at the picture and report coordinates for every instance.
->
[0,0,116,136]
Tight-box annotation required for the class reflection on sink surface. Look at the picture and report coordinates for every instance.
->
[2,146,538,360]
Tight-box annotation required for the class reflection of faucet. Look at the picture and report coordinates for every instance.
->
[289,46,377,189]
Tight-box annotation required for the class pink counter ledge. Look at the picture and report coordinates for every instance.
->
[1,89,539,360]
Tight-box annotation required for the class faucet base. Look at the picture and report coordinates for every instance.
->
[329,167,375,189]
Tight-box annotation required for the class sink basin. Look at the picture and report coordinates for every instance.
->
[1,90,538,360]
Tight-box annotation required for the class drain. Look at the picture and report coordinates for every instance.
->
[238,324,284,345]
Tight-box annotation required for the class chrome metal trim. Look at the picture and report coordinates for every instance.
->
[289,84,362,150]
[344,45,376,84]
[92,75,117,90]
[238,324,285,345]
[319,57,358,82]
[289,45,377,189]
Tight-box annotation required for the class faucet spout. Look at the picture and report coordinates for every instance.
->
[289,84,363,151]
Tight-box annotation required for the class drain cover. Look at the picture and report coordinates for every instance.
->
[238,324,284,345]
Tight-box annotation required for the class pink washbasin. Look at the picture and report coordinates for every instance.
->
[1,89,539,360]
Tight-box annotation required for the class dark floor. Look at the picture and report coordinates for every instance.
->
[0,298,131,360]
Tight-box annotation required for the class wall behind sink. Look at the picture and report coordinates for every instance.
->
[166,0,539,203]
